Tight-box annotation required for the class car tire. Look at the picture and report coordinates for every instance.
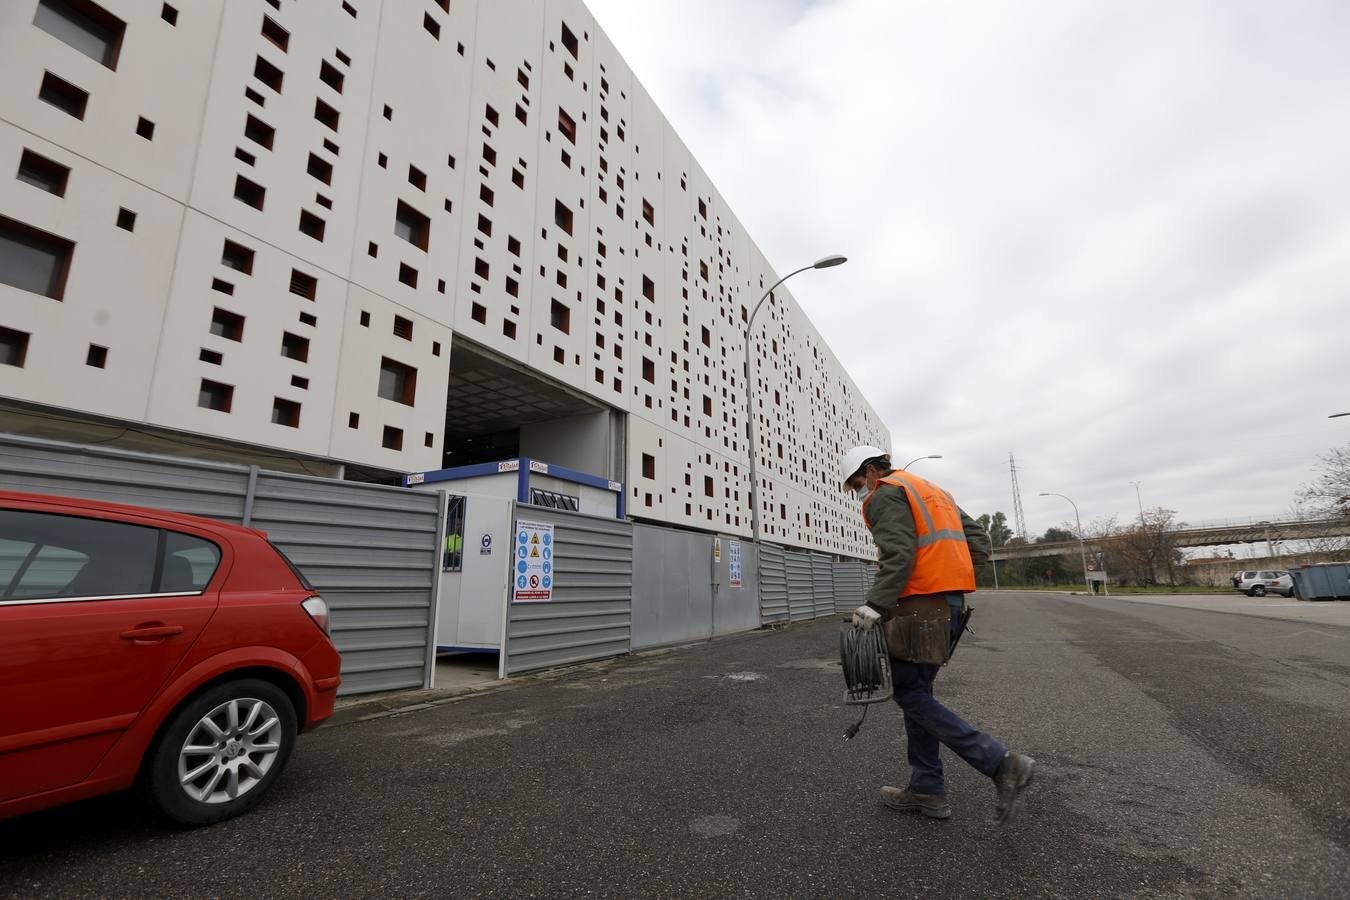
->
[145,678,297,826]
[1250,585,1266,597]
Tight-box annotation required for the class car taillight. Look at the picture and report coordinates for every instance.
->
[302,595,331,636]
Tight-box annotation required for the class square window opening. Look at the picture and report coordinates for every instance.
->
[198,379,233,412]
[37,71,89,119]
[16,149,69,196]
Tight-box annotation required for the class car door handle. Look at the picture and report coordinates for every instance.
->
[120,625,184,642]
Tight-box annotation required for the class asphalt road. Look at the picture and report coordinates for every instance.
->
[3,592,1349,899]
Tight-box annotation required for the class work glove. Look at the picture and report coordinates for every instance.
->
[851,604,882,630]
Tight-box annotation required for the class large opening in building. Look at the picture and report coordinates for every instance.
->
[440,340,620,480]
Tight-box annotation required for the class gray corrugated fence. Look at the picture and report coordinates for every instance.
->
[833,559,866,614]
[630,529,760,648]
[631,524,709,649]
[0,433,440,696]
[811,553,835,618]
[0,432,250,521]
[714,537,760,636]
[785,549,815,621]
[504,504,632,676]
[758,542,788,623]
[250,472,442,695]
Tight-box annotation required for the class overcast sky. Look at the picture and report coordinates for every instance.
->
[586,0,1350,535]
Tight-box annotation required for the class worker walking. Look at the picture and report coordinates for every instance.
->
[840,446,1035,823]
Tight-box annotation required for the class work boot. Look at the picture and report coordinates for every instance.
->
[880,786,952,820]
[992,752,1036,825]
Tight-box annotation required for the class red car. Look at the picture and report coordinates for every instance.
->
[0,490,340,825]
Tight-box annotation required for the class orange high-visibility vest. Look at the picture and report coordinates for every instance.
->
[862,469,975,597]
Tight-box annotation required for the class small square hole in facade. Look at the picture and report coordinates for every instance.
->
[38,72,89,119]
[198,378,233,412]
[280,331,309,361]
[209,307,244,341]
[298,209,326,241]
[0,327,31,367]
[233,175,265,209]
[272,397,301,427]
[16,149,69,196]
[222,239,255,273]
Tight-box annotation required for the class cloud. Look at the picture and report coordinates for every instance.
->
[586,0,1350,530]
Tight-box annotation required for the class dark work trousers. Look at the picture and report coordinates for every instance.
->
[889,593,1006,796]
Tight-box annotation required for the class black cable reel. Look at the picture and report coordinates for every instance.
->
[839,624,893,740]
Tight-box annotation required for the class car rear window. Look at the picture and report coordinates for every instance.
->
[0,509,225,601]
[268,541,315,590]
[0,509,156,600]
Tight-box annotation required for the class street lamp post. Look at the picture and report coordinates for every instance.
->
[744,254,847,545]
[986,524,999,590]
[902,454,942,470]
[1129,480,1145,527]
[1039,491,1091,593]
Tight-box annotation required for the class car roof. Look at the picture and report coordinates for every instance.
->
[0,490,268,541]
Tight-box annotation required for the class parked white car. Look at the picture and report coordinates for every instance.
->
[1235,570,1295,597]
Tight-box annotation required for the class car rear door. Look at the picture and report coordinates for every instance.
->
[0,506,224,803]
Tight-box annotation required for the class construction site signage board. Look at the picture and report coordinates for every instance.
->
[513,519,555,602]
[729,540,742,588]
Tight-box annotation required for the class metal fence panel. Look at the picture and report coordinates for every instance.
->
[811,553,835,618]
[631,524,706,649]
[504,504,632,675]
[715,537,759,636]
[0,433,250,522]
[758,542,788,624]
[834,560,866,613]
[785,550,814,622]
[250,472,441,696]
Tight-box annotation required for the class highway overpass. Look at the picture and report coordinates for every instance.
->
[990,517,1350,561]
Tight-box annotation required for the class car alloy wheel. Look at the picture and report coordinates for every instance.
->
[146,678,297,825]
[1251,585,1266,597]
[178,697,283,804]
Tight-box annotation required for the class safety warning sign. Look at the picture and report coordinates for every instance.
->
[512,519,555,603]
[728,539,742,589]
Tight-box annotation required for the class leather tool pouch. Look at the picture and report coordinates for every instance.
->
[883,595,952,665]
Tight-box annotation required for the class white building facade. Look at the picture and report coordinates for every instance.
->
[0,0,889,558]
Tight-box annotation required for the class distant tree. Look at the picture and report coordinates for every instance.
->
[1297,445,1350,520]
[1114,507,1186,586]
[1287,500,1350,554]
[975,511,1013,547]
[1038,526,1077,544]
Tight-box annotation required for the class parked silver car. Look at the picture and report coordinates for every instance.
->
[1235,570,1295,597]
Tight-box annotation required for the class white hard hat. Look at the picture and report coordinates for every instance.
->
[839,445,889,488]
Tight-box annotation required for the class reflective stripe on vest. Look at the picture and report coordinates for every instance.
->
[862,469,975,597]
